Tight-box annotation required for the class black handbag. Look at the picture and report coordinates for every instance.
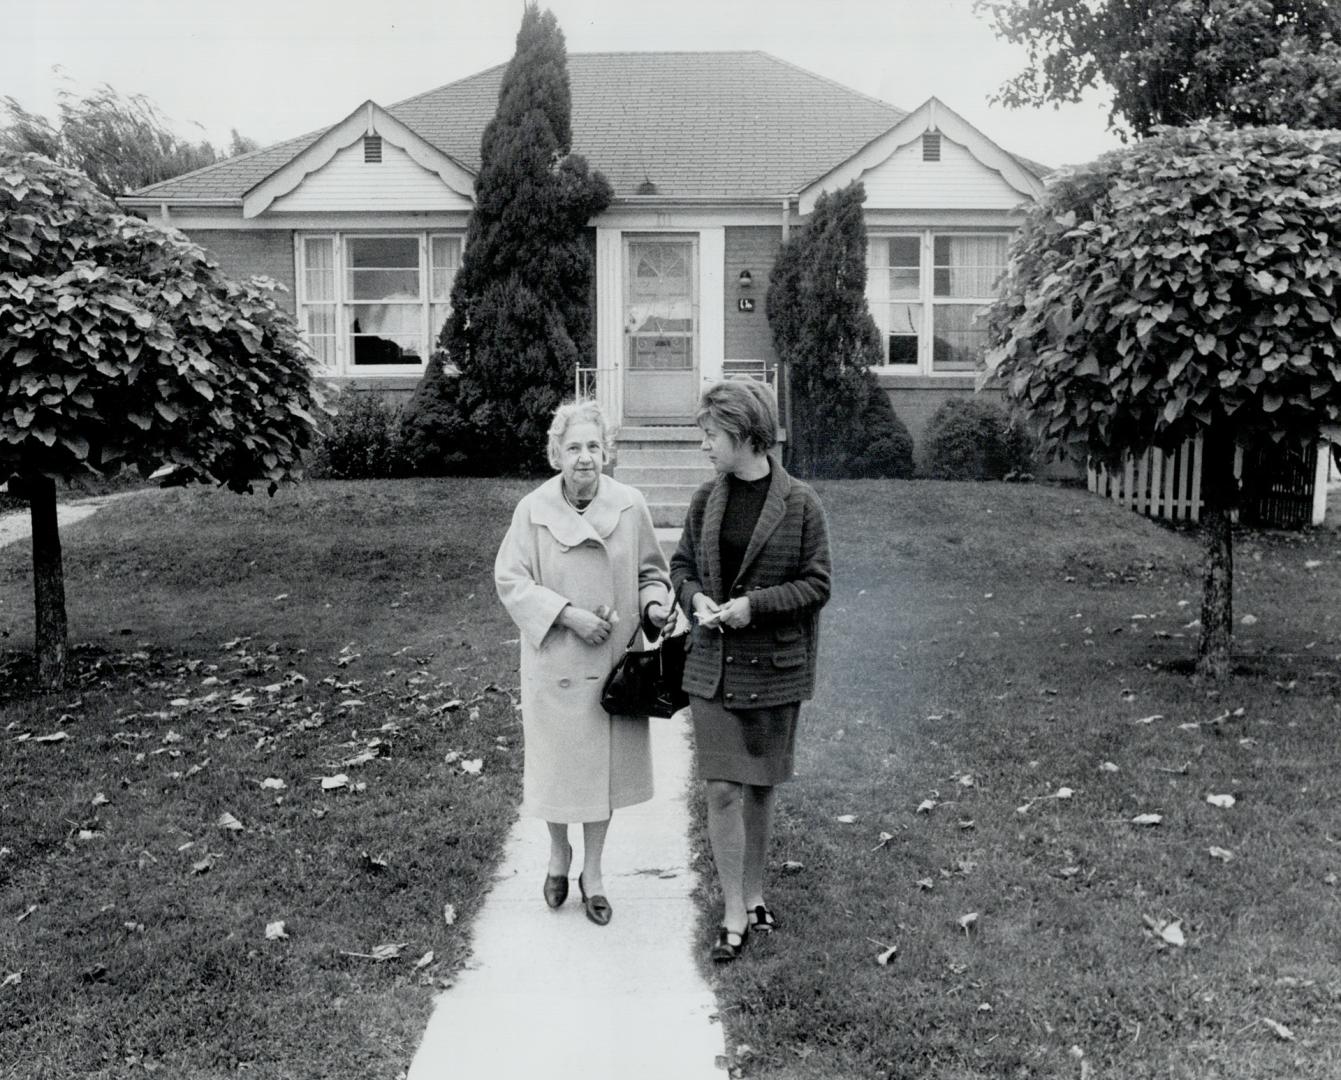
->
[601,614,690,719]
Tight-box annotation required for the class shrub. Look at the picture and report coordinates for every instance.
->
[923,398,1034,480]
[309,390,407,480]
[841,379,916,478]
[397,355,475,476]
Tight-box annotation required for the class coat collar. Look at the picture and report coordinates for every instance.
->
[701,456,793,597]
[528,474,635,549]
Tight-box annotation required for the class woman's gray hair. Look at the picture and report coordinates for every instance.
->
[546,398,616,470]
[696,379,779,454]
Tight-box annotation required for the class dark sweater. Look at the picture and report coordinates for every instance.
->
[719,469,771,590]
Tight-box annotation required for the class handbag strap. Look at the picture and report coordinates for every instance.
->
[619,603,684,652]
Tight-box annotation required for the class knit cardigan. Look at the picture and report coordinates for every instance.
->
[669,461,832,708]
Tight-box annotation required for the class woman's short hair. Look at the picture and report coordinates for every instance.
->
[546,399,616,470]
[696,379,779,454]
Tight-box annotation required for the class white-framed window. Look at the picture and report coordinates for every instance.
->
[295,231,463,375]
[866,230,1010,375]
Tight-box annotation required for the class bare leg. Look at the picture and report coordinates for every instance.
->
[545,822,572,877]
[742,784,777,911]
[580,816,611,894]
[705,780,748,934]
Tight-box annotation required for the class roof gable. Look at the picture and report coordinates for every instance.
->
[799,97,1047,214]
[243,101,475,217]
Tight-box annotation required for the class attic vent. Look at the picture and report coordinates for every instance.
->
[364,135,383,164]
[922,131,941,162]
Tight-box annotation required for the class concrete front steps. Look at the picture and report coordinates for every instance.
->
[614,426,712,529]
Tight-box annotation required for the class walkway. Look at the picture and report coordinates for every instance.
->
[0,498,123,550]
[407,709,724,1080]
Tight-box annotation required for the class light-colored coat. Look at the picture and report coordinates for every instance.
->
[495,474,672,822]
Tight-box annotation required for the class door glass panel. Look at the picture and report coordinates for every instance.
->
[627,239,695,370]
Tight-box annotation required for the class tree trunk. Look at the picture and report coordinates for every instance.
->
[1196,425,1236,679]
[28,475,69,688]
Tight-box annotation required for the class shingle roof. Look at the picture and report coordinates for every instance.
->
[130,52,1038,203]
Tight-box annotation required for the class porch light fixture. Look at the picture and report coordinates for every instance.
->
[738,269,753,288]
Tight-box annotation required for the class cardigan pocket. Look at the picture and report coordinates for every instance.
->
[771,646,806,669]
[773,625,802,643]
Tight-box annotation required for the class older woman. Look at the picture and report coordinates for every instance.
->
[670,380,832,962]
[495,400,672,926]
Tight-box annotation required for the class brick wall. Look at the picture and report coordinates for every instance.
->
[185,230,297,314]
[724,226,781,363]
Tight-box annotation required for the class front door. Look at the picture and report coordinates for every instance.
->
[624,237,698,424]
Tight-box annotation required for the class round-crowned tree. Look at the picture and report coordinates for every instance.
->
[1,152,326,687]
[982,123,1341,677]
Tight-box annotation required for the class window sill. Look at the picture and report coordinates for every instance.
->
[871,370,980,389]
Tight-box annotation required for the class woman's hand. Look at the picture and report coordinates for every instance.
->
[644,601,670,629]
[558,605,614,646]
[691,592,722,629]
[717,596,752,629]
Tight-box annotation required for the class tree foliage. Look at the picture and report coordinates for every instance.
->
[1,152,326,684]
[400,3,610,475]
[768,182,911,478]
[977,0,1341,136]
[0,82,253,197]
[982,124,1341,674]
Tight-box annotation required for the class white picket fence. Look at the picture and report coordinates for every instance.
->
[1088,437,1223,524]
[1090,437,1334,526]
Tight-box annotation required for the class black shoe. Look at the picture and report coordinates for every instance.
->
[747,904,777,933]
[543,874,569,909]
[710,926,748,963]
[578,873,612,926]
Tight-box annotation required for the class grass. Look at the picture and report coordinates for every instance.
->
[0,480,534,1079]
[696,480,1341,1080]
[5,477,1341,1079]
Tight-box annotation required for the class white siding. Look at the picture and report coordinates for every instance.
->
[595,228,625,425]
[860,137,1025,211]
[698,228,725,384]
[270,140,473,213]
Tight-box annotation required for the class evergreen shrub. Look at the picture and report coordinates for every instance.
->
[923,398,1034,480]
[310,390,407,480]
[842,380,916,478]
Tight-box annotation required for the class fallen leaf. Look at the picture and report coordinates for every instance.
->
[260,778,286,791]
[1099,761,1120,773]
[1208,847,1235,862]
[443,903,457,926]
[16,904,37,923]
[1131,813,1163,826]
[1261,1017,1294,1042]
[1206,794,1236,808]
[1052,786,1074,800]
[77,829,100,842]
[414,950,435,970]
[369,943,406,961]
[1159,920,1186,947]
[460,759,484,775]
[1,972,21,989]
[30,731,69,743]
[915,799,936,814]
[780,860,805,873]
[978,1002,992,1012]
[217,812,244,832]
[321,774,350,791]
[835,814,857,824]
[91,792,109,807]
[876,944,897,965]
[915,877,934,891]
[190,854,217,875]
[265,920,289,940]
[1240,614,1258,626]
[1134,714,1164,725]
[958,911,979,934]
[872,831,894,851]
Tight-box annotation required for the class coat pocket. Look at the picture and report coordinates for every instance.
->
[771,646,807,669]
[773,625,803,643]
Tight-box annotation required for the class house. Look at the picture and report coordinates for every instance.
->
[120,51,1048,459]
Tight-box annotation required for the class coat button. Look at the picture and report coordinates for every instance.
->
[558,677,571,688]
[725,655,735,664]
[750,658,760,666]
[749,693,759,701]
[725,692,735,702]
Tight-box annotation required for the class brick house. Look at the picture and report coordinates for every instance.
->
[120,51,1048,452]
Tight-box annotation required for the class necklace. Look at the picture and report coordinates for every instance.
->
[562,477,598,513]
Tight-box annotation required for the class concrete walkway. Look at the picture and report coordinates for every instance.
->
[407,709,724,1080]
[0,499,119,550]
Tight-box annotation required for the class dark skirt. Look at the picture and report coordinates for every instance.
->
[688,694,801,786]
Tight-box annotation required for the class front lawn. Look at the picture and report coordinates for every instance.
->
[700,481,1341,1080]
[0,480,532,1079]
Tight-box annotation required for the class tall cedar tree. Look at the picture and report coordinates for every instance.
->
[767,182,912,478]
[401,4,610,474]
[982,125,1341,678]
[976,0,1341,136]
[1,153,326,687]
